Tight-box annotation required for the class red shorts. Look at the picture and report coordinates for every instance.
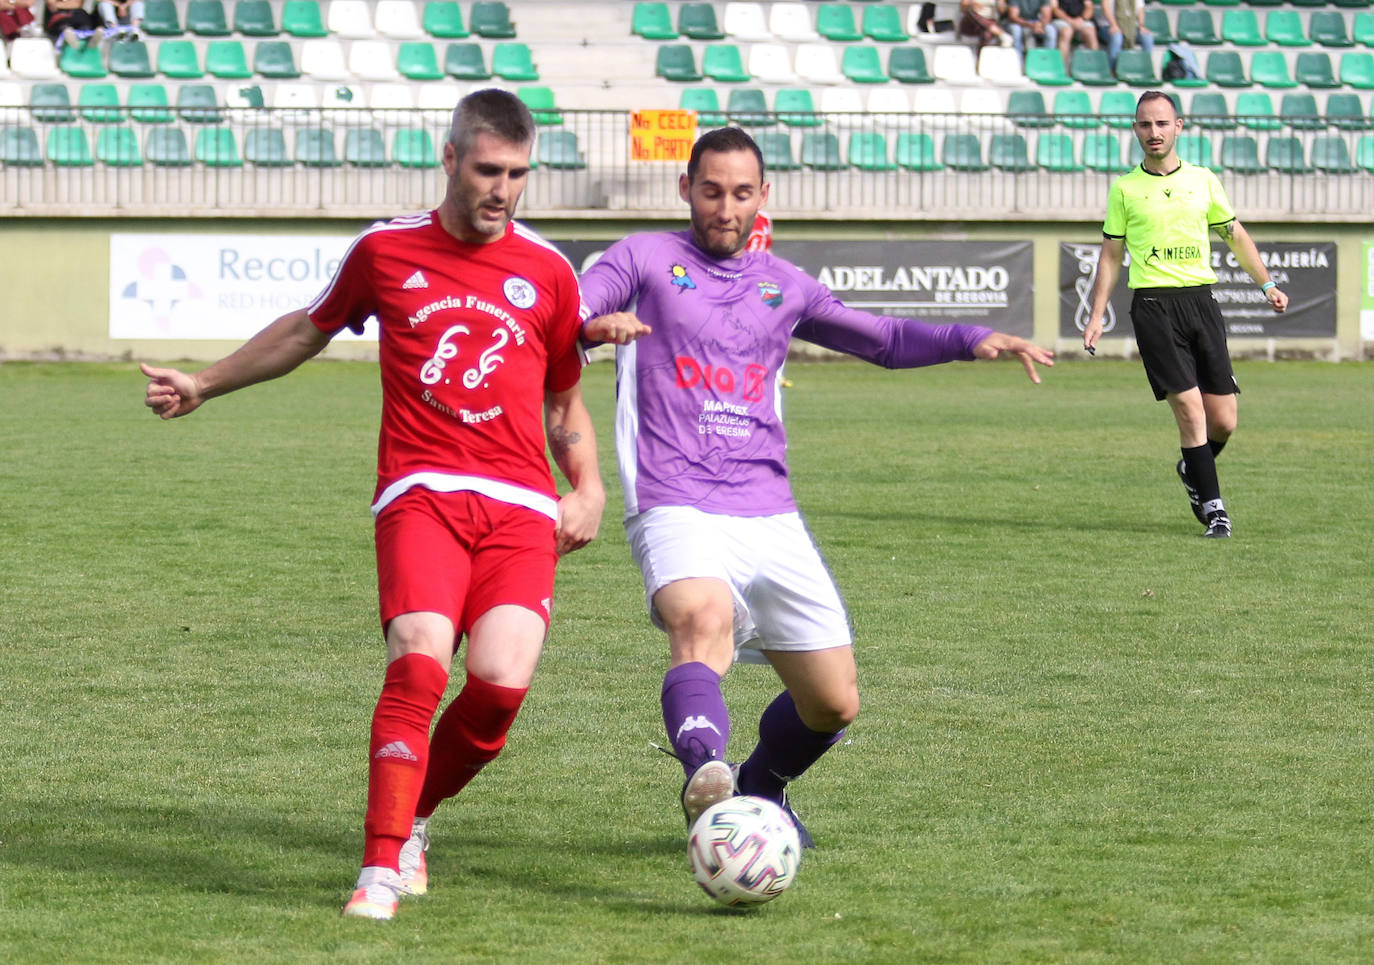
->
[375,488,558,638]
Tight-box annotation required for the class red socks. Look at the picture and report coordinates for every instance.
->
[414,674,528,819]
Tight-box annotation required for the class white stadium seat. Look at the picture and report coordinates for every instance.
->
[301,38,351,80]
[328,0,375,39]
[723,2,773,41]
[978,46,1024,85]
[932,44,979,85]
[748,44,797,84]
[865,87,910,117]
[9,37,60,80]
[912,86,959,128]
[768,3,818,42]
[348,40,401,81]
[374,0,426,40]
[819,87,864,126]
[794,43,846,85]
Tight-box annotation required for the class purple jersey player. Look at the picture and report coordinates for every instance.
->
[580,128,1054,846]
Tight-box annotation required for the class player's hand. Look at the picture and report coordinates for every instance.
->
[141,362,204,419]
[555,484,605,555]
[1267,286,1289,314]
[583,312,651,346]
[972,332,1055,384]
[1083,317,1103,354]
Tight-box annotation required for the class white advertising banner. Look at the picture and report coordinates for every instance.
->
[108,232,375,340]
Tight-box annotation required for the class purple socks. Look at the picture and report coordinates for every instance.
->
[661,662,730,774]
[738,691,844,802]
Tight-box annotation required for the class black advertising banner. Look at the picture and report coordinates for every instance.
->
[1059,241,1338,339]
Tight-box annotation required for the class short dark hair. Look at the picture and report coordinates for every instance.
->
[687,127,766,184]
[449,88,535,160]
[1136,90,1179,118]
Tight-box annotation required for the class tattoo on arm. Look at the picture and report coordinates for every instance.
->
[1216,220,1237,242]
[549,424,581,457]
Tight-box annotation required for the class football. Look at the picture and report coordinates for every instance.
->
[687,796,802,906]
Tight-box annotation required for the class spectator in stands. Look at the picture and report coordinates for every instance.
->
[1003,0,1058,61]
[958,0,1014,48]
[44,0,104,48]
[1051,0,1098,60]
[1094,0,1153,69]
[97,0,145,40]
[0,0,42,41]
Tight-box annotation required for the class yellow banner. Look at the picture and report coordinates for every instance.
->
[630,109,696,162]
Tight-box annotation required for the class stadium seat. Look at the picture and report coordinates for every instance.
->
[0,125,43,165]
[235,0,278,36]
[1008,89,1054,127]
[1337,0,1371,8]
[195,126,241,165]
[535,130,585,169]
[10,38,61,80]
[129,83,174,122]
[1296,52,1338,88]
[818,86,864,123]
[772,88,819,126]
[424,1,468,38]
[757,131,800,170]
[679,3,724,40]
[864,85,907,119]
[842,45,888,83]
[1358,134,1374,170]
[989,132,1035,172]
[242,128,289,165]
[1236,91,1280,129]
[1189,91,1235,129]
[1251,51,1297,88]
[281,0,328,37]
[656,45,701,82]
[1265,11,1310,47]
[1114,48,1157,85]
[111,40,155,78]
[1073,48,1116,85]
[31,83,75,123]
[1176,10,1219,45]
[60,43,107,80]
[933,45,978,84]
[1310,12,1354,48]
[398,42,443,80]
[703,44,749,82]
[1221,9,1263,46]
[894,132,941,171]
[342,127,387,166]
[1144,8,1174,44]
[1025,48,1071,85]
[864,5,908,42]
[177,84,223,123]
[816,4,862,41]
[1326,92,1368,129]
[368,82,415,114]
[294,128,339,166]
[206,41,251,79]
[1176,133,1214,167]
[259,40,304,78]
[724,3,773,41]
[515,86,560,125]
[471,1,517,38]
[1311,134,1358,172]
[727,88,771,126]
[1280,92,1324,129]
[1266,135,1310,172]
[493,43,538,81]
[942,133,988,171]
[376,1,426,39]
[144,126,191,165]
[769,3,818,42]
[749,44,798,84]
[1083,132,1131,172]
[847,132,893,170]
[142,0,183,35]
[1054,89,1097,128]
[888,47,933,83]
[393,128,439,167]
[680,88,726,126]
[1206,50,1250,88]
[633,2,677,39]
[78,83,121,123]
[1158,0,1192,6]
[800,131,844,170]
[445,42,494,79]
[96,125,141,166]
[157,40,203,78]
[1341,52,1374,88]
[340,40,392,81]
[186,0,230,36]
[329,0,375,38]
[978,46,1023,85]
[48,125,93,166]
[911,86,958,125]
[1099,89,1138,128]
[1356,13,1374,46]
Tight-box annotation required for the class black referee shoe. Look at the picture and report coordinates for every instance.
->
[1176,459,1205,525]
[1202,510,1232,539]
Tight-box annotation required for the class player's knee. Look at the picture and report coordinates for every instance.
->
[801,691,859,734]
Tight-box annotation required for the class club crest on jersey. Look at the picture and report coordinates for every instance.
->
[503,276,537,309]
[757,281,783,308]
[669,264,696,291]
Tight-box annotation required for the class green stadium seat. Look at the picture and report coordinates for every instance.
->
[206,41,251,79]
[1357,12,1374,46]
[195,126,242,165]
[1250,51,1297,88]
[111,40,155,78]
[848,132,895,170]
[989,133,1034,172]
[842,45,887,83]
[756,131,800,170]
[679,2,724,39]
[1007,89,1054,127]
[1203,0,1240,6]
[1235,91,1280,130]
[1036,132,1081,171]
[1025,48,1071,86]
[1189,92,1235,129]
[129,83,174,123]
[142,0,183,35]
[398,42,444,80]
[281,0,328,37]
[244,127,290,165]
[1326,92,1369,129]
[60,42,107,79]
[423,1,468,38]
[31,83,75,123]
[295,128,339,167]
[1341,52,1374,88]
[518,86,562,125]
[186,0,231,36]
[79,83,122,123]
[393,128,439,167]
[1083,133,1131,172]
[1144,8,1173,44]
[1176,133,1214,167]
[727,88,771,126]
[941,132,988,171]
[157,40,204,78]
[816,4,862,41]
[801,131,845,170]
[1265,11,1310,47]
[1072,48,1116,85]
[1247,0,1282,6]
[1359,134,1374,169]
[703,45,749,82]
[471,1,517,38]
[894,132,941,171]
[1099,90,1138,128]
[535,130,585,169]
[1310,12,1353,48]
[344,128,389,167]
[1266,135,1310,172]
[1206,50,1250,88]
[145,126,192,165]
[1279,92,1324,129]
[775,88,821,126]
[1176,10,1219,45]
[632,2,677,39]
[1221,9,1263,46]
[1114,48,1157,86]
[446,43,492,79]
[491,42,537,81]
[48,125,93,166]
[863,5,908,42]
[1054,89,1097,128]
[1336,0,1371,8]
[235,0,278,36]
[0,126,44,165]
[1296,52,1338,88]
[96,125,142,166]
[655,45,701,82]
[680,88,726,126]
[888,47,933,83]
[177,84,223,123]
[1311,134,1358,171]
[254,40,300,78]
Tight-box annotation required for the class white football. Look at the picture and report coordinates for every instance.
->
[687,795,802,906]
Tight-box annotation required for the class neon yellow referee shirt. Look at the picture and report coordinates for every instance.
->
[1102,160,1237,289]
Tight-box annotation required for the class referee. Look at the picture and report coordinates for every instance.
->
[1084,91,1288,538]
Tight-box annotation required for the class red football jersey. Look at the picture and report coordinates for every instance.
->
[744,210,772,252]
[308,212,584,517]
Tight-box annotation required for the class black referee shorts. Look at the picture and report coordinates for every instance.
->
[1130,286,1239,402]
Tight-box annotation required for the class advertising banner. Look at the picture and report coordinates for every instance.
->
[1362,241,1374,341]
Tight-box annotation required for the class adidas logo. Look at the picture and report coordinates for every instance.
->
[402,270,428,290]
[374,740,418,762]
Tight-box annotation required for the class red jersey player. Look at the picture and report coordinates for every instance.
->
[141,90,605,921]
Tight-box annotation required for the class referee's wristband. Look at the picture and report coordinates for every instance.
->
[1260,281,1277,293]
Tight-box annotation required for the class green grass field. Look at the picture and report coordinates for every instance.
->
[2,359,1371,964]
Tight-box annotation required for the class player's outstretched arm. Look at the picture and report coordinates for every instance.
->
[1216,220,1288,314]
[1084,238,1125,352]
[140,309,333,419]
[582,311,652,346]
[545,382,606,556]
[972,333,1055,384]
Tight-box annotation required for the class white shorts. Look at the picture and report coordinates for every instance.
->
[624,505,852,664]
